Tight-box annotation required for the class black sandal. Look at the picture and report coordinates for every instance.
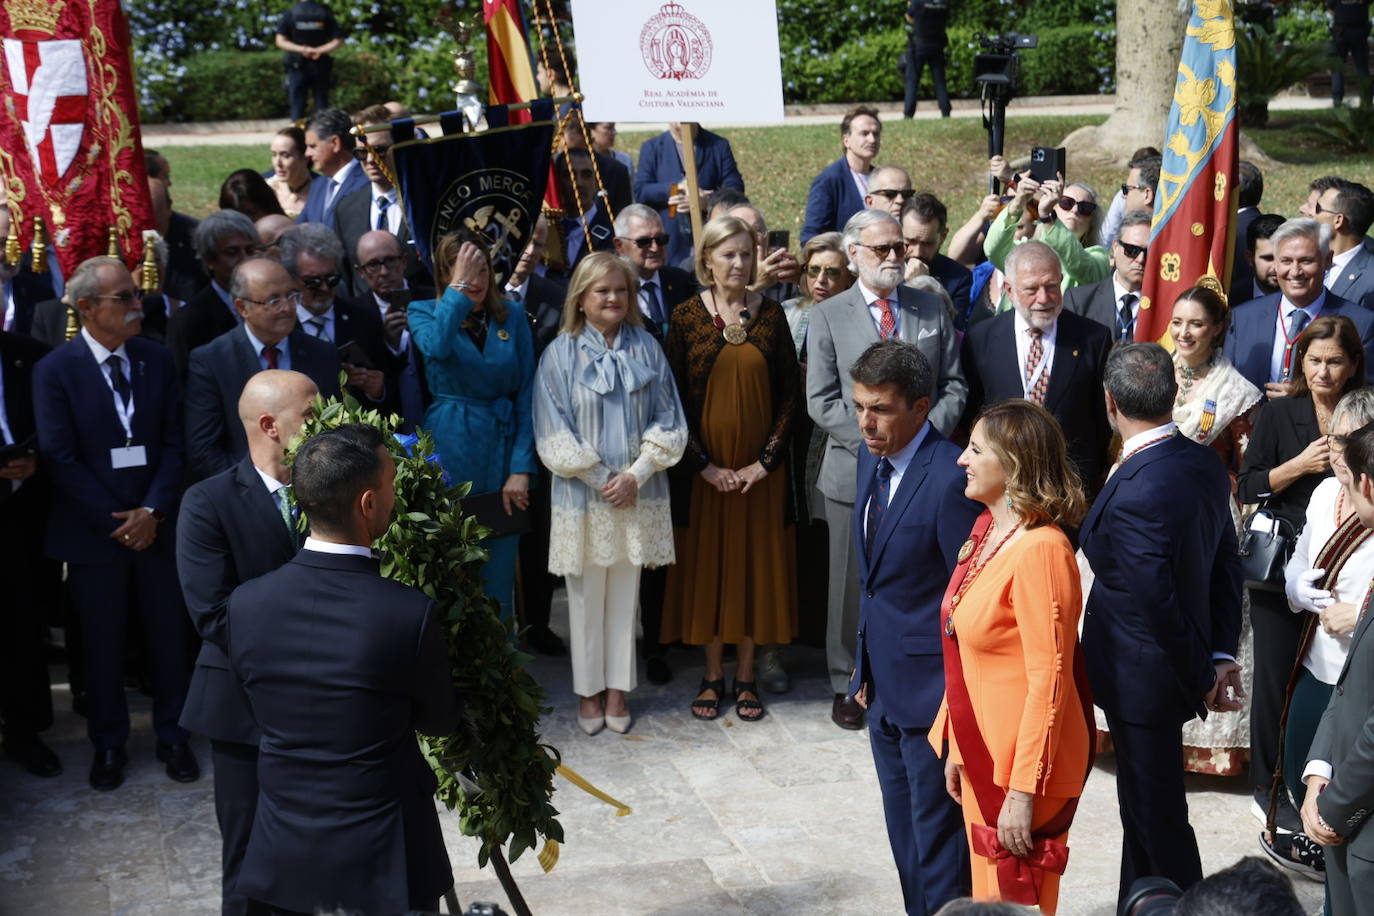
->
[691,678,726,721]
[733,680,766,722]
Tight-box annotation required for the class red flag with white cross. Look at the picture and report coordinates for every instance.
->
[0,0,153,276]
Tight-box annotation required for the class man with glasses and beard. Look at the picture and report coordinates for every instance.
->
[1065,209,1152,343]
[184,258,340,480]
[806,208,965,731]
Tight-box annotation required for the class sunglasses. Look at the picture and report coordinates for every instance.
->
[857,241,907,260]
[625,233,670,250]
[1121,183,1149,196]
[869,188,914,201]
[1057,197,1098,216]
[94,291,145,305]
[1118,240,1148,260]
[299,273,342,290]
[806,265,844,280]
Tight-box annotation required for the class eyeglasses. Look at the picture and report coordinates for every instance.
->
[240,291,303,311]
[1117,240,1148,260]
[1057,197,1098,216]
[299,273,342,290]
[1121,183,1149,196]
[93,291,144,305]
[869,188,914,202]
[1313,202,1343,218]
[623,233,670,250]
[359,255,405,274]
[856,241,907,260]
[806,265,845,280]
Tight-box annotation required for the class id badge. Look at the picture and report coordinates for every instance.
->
[110,446,148,469]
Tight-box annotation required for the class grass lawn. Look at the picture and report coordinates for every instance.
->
[161,108,1374,252]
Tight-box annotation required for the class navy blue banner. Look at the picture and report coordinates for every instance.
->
[390,99,555,287]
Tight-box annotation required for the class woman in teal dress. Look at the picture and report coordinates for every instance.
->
[408,230,537,620]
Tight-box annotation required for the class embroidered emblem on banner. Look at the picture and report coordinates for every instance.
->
[434,167,531,286]
[3,36,87,184]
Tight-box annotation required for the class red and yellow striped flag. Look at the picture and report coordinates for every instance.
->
[1137,0,1240,343]
[485,0,538,106]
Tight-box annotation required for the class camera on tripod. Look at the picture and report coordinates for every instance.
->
[973,32,1039,97]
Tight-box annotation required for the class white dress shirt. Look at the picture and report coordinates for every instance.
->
[303,535,374,557]
[296,304,335,342]
[1326,243,1361,291]
[848,164,871,200]
[1012,311,1057,398]
[369,188,401,235]
[325,159,359,209]
[1111,273,1140,337]
[864,421,931,539]
[1270,291,1327,384]
[244,324,292,371]
[638,270,666,321]
[858,281,902,338]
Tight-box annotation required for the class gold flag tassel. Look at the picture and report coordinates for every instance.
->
[3,210,19,267]
[554,762,632,816]
[139,230,161,293]
[30,216,47,273]
[536,838,560,873]
[106,226,121,259]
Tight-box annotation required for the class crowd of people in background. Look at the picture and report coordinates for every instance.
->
[5,58,1374,910]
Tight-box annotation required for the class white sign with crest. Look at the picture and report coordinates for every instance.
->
[569,0,784,123]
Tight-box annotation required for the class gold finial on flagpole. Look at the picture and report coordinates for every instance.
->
[139,230,160,294]
[3,216,19,267]
[106,226,121,259]
[30,216,47,273]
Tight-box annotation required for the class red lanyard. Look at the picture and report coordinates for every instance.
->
[1279,305,1318,379]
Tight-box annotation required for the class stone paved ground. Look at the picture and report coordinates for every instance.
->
[0,594,1325,915]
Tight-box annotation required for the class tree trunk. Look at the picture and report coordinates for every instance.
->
[1061,0,1191,167]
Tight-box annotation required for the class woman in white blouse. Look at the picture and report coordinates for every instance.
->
[534,252,687,735]
[1264,388,1374,875]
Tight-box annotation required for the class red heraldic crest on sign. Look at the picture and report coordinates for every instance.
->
[640,2,713,81]
[0,0,153,275]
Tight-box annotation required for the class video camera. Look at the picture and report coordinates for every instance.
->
[974,32,1039,192]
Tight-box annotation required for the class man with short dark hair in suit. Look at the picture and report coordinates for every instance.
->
[0,330,59,779]
[808,209,966,730]
[1064,209,1152,342]
[1080,343,1244,905]
[562,117,633,215]
[353,229,434,431]
[168,210,262,377]
[900,192,973,327]
[848,339,977,914]
[228,423,460,915]
[552,148,616,276]
[184,258,340,480]
[1314,178,1374,309]
[511,214,570,357]
[297,108,368,226]
[177,369,318,916]
[801,106,882,243]
[1224,217,1374,399]
[1303,418,1374,913]
[1228,160,1264,299]
[33,256,198,791]
[634,121,745,267]
[1229,212,1284,308]
[962,241,1113,495]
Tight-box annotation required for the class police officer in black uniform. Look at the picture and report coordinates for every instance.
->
[1328,0,1373,107]
[275,1,343,121]
[903,0,953,119]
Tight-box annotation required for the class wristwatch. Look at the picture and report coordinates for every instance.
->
[143,507,165,522]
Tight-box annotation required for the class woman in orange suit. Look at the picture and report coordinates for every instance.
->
[930,400,1095,913]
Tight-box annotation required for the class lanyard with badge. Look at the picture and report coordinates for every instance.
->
[103,361,147,469]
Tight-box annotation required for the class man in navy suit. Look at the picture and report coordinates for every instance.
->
[228,423,460,915]
[184,258,340,480]
[1224,217,1374,398]
[1063,209,1152,342]
[1080,343,1244,904]
[167,210,262,378]
[1227,161,1264,299]
[552,148,616,277]
[353,229,435,431]
[1314,178,1374,309]
[633,121,745,267]
[961,241,1114,494]
[847,339,977,915]
[900,193,973,326]
[297,108,368,226]
[801,106,882,243]
[32,256,198,791]
[177,369,317,916]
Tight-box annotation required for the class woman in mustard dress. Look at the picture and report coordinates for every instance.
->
[662,216,801,722]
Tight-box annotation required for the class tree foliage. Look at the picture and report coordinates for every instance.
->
[289,390,562,867]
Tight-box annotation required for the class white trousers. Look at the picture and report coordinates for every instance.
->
[565,559,641,698]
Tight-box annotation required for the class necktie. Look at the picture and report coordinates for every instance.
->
[875,298,896,340]
[1283,309,1311,379]
[507,287,522,304]
[1025,329,1049,404]
[865,457,893,557]
[375,196,391,232]
[1118,293,1137,343]
[263,346,280,370]
[307,316,329,341]
[106,355,131,407]
[276,485,299,544]
[641,282,666,327]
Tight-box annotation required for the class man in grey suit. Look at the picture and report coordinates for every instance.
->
[1314,179,1374,309]
[1063,209,1152,343]
[1303,420,1374,914]
[806,208,966,730]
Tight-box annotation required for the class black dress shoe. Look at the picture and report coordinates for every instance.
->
[156,742,201,783]
[645,654,672,686]
[89,748,128,791]
[3,736,63,778]
[526,625,568,657]
[831,693,866,730]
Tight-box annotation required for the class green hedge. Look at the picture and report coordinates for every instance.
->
[783,24,1115,105]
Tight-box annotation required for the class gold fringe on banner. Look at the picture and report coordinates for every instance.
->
[537,838,559,873]
[555,763,632,817]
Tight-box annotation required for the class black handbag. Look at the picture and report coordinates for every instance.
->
[1239,506,1297,592]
